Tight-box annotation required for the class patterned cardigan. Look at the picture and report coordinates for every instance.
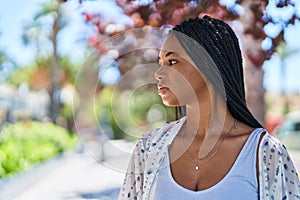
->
[118,117,300,200]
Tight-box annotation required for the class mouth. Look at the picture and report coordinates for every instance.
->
[158,85,169,94]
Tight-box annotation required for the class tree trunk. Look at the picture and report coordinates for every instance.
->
[49,5,62,123]
[237,29,265,124]
[235,1,266,126]
[243,45,265,126]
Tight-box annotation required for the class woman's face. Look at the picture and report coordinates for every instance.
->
[155,33,207,107]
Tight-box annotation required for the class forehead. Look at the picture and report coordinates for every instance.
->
[159,34,181,57]
[159,33,195,65]
[159,33,184,58]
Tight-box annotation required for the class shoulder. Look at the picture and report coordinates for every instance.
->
[259,132,291,163]
[138,117,185,144]
[259,132,299,181]
[260,132,283,147]
[134,117,186,152]
[258,132,299,183]
[259,133,300,197]
[259,132,289,156]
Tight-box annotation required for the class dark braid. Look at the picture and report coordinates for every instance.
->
[172,16,262,128]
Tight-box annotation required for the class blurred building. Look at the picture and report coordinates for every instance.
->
[0,84,50,127]
[265,92,300,133]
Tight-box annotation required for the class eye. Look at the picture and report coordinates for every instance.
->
[169,59,178,65]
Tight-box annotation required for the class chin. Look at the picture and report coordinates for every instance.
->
[161,98,180,107]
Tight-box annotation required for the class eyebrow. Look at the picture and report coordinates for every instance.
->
[158,51,176,60]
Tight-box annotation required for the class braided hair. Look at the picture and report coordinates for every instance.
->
[172,15,262,128]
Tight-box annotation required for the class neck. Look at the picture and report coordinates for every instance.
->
[183,86,234,136]
[181,87,239,159]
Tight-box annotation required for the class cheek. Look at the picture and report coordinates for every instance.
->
[170,71,196,93]
[190,73,206,92]
[169,71,205,104]
[161,67,205,105]
[168,78,196,105]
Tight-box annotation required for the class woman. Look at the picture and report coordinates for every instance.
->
[118,16,300,199]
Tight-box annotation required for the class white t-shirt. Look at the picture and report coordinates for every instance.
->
[149,128,262,200]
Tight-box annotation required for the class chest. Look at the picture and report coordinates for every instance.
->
[168,134,253,191]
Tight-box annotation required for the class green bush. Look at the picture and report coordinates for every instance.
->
[95,86,175,140]
[0,121,78,179]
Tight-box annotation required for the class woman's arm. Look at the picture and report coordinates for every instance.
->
[118,130,155,200]
[259,133,300,199]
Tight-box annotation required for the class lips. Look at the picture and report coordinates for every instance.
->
[157,84,169,95]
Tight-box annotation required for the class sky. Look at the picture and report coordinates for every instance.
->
[0,0,44,64]
[0,0,300,93]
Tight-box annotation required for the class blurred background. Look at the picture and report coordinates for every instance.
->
[0,0,300,199]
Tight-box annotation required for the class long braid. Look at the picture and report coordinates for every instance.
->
[172,16,262,128]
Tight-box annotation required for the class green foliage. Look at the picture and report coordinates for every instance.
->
[95,86,175,140]
[7,65,36,87]
[0,121,78,179]
[94,87,124,139]
[61,103,73,121]
[60,57,80,83]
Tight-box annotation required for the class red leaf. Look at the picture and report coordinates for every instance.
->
[88,36,100,47]
[83,13,94,21]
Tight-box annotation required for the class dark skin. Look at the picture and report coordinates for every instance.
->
[155,33,259,191]
[168,123,255,191]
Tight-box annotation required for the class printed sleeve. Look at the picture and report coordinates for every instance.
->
[118,130,153,200]
[259,134,300,199]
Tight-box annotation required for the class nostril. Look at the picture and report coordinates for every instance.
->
[155,73,162,79]
[154,71,161,80]
[154,66,165,80]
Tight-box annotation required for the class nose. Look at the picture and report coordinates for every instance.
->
[154,64,166,80]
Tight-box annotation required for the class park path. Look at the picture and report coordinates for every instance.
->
[0,140,133,200]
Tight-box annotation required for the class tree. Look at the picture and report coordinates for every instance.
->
[0,31,17,83]
[22,0,71,122]
[0,51,16,83]
[80,0,300,125]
